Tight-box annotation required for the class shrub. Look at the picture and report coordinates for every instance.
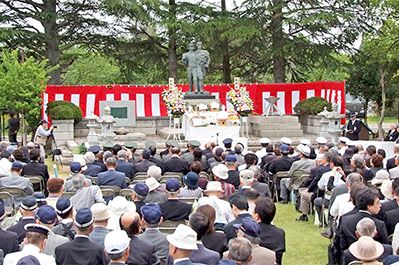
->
[294,97,332,116]
[46,100,82,123]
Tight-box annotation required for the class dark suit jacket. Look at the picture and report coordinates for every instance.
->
[85,163,102,177]
[226,170,240,189]
[97,169,127,189]
[258,222,285,265]
[346,119,361,141]
[135,160,156,173]
[202,231,227,258]
[159,199,192,221]
[342,243,392,265]
[149,157,164,173]
[21,161,50,183]
[126,235,159,265]
[384,206,399,235]
[339,211,388,251]
[377,199,398,221]
[134,201,146,217]
[307,165,331,193]
[224,213,252,242]
[7,217,35,244]
[0,228,19,256]
[55,236,108,265]
[385,130,399,142]
[386,156,397,171]
[163,157,189,175]
[93,160,107,172]
[268,156,295,175]
[116,160,136,179]
[190,244,220,265]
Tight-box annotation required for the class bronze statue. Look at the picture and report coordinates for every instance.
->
[196,41,210,92]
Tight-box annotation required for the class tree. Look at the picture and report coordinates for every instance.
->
[0,50,49,143]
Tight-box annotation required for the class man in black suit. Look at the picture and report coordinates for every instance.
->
[267,144,295,175]
[0,201,19,256]
[224,194,252,242]
[346,113,361,141]
[386,144,399,171]
[148,145,164,173]
[55,208,108,265]
[385,124,399,142]
[21,148,50,187]
[97,157,127,189]
[120,211,159,265]
[383,187,399,235]
[339,188,388,252]
[163,147,189,175]
[7,196,37,244]
[160,178,192,221]
[116,149,136,179]
[135,149,156,173]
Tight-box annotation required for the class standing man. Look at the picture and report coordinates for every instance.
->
[34,120,54,161]
[7,113,19,144]
[196,41,210,93]
[182,41,200,93]
[346,113,361,141]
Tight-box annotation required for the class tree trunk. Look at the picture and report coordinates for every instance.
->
[377,67,386,140]
[221,0,231,83]
[168,0,178,82]
[270,0,285,83]
[43,0,61,85]
[363,99,369,125]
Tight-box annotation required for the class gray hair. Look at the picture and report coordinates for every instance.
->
[347,173,363,187]
[356,217,376,237]
[351,154,365,168]
[234,144,244,154]
[84,152,95,163]
[117,149,127,160]
[228,238,253,264]
[239,169,255,187]
[103,151,113,162]
[248,165,260,179]
[72,174,85,190]
[147,165,162,181]
[242,233,261,245]
[106,156,117,166]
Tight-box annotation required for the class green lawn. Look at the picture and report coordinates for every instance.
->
[274,204,330,265]
[366,115,398,125]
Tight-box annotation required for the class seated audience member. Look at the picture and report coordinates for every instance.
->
[267,144,295,175]
[384,187,399,235]
[0,201,19,257]
[97,157,127,189]
[239,168,270,197]
[342,218,392,265]
[93,150,107,172]
[64,161,92,192]
[386,144,398,171]
[55,208,108,265]
[180,171,203,199]
[213,164,235,199]
[116,149,136,179]
[107,196,136,231]
[190,161,208,190]
[242,189,260,215]
[0,150,12,177]
[221,238,253,265]
[347,236,384,265]
[70,174,105,211]
[223,217,276,265]
[84,151,102,177]
[237,153,258,172]
[120,212,159,265]
[46,177,64,209]
[139,203,169,261]
[225,155,240,189]
[89,203,111,248]
[53,198,76,240]
[163,147,189,175]
[131,183,149,217]
[148,145,164,172]
[4,224,55,265]
[7,196,37,244]
[234,143,245,166]
[135,148,156,173]
[35,204,69,257]
[253,196,285,265]
[389,155,399,179]
[196,205,227,257]
[166,224,206,265]
[339,188,388,252]
[208,147,224,170]
[160,178,192,221]
[259,144,277,171]
[104,230,131,265]
[144,175,167,204]
[21,148,50,184]
[197,181,234,228]
[224,194,251,242]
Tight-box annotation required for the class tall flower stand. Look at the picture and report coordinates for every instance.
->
[240,115,250,139]
[167,116,182,141]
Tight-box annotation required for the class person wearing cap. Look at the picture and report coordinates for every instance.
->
[254,138,271,164]
[104,230,131,265]
[238,168,270,198]
[182,140,202,165]
[89,203,111,248]
[160,178,192,221]
[268,144,295,176]
[0,161,34,204]
[0,150,12,177]
[97,157,127,189]
[120,212,159,265]
[0,201,19,257]
[224,155,240,189]
[7,196,38,244]
[197,181,234,228]
[161,139,179,161]
[213,164,235,199]
[166,224,206,265]
[338,137,350,156]
[4,223,56,265]
[55,208,108,265]
[84,151,103,178]
[35,205,69,256]
[21,148,50,185]
[52,198,76,240]
[70,173,105,211]
[223,217,275,265]
[144,167,168,204]
[131,182,149,217]
[163,147,190,175]
[180,171,203,199]
[135,148,157,173]
[223,194,252,243]
[64,161,93,192]
[125,141,141,163]
[139,203,169,261]
[45,178,64,209]
[115,149,136,179]
[222,138,234,153]
[345,112,361,141]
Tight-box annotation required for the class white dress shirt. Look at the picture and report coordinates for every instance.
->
[4,244,56,265]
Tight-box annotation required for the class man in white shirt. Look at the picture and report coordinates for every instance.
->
[0,150,12,177]
[255,138,270,164]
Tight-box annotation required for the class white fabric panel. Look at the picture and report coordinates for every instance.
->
[331,90,336,103]
[321,89,326,99]
[326,89,331,102]
[86,94,96,116]
[151,94,161,116]
[106,94,114,101]
[71,94,80,107]
[306,90,315,99]
[136,94,145,117]
[43,93,48,120]
[337,90,342,113]
[277,91,286,115]
[121,93,129,101]
[55,94,64,101]
[292,91,300,113]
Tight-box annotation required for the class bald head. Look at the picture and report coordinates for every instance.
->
[120,212,140,237]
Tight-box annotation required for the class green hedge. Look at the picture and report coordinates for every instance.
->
[46,100,82,123]
[294,97,332,116]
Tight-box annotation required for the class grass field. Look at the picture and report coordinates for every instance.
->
[366,115,398,125]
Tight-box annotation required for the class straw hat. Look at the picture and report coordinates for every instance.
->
[349,236,384,261]
[166,224,198,250]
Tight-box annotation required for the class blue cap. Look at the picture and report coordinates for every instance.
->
[142,148,151,159]
[88,145,101,154]
[16,255,41,265]
[56,198,73,215]
[280,144,290,153]
[36,205,57,224]
[134,183,149,197]
[183,172,199,189]
[0,201,5,218]
[75,208,94,228]
[33,192,47,206]
[223,138,233,145]
[166,178,180,192]
[11,161,24,170]
[233,217,260,238]
[225,155,237,163]
[141,203,162,224]
[21,196,38,211]
[70,162,81,174]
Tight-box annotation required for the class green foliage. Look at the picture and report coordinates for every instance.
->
[77,143,87,155]
[294,97,332,116]
[46,101,82,123]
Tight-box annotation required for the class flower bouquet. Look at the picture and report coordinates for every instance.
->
[227,85,254,117]
[161,85,186,118]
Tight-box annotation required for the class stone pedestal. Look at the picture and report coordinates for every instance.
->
[248,116,304,138]
[52,120,74,147]
[184,92,217,107]
[86,113,99,146]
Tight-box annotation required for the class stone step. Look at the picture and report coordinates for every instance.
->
[253,123,302,130]
[248,115,299,124]
[253,130,303,138]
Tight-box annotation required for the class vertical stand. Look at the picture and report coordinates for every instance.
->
[166,116,181,141]
[240,116,250,139]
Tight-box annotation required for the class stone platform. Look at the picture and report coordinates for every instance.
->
[248,116,304,138]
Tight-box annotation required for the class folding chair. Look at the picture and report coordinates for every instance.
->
[273,171,289,202]
[100,189,116,199]
[24,175,45,192]
[348,261,363,265]
[0,187,27,208]
[178,197,197,205]
[91,177,98,185]
[61,191,76,199]
[125,177,131,186]
[0,191,14,215]
[100,186,121,195]
[119,189,133,201]
[163,172,183,177]
[132,174,147,183]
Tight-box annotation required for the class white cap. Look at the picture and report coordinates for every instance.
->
[316,137,327,145]
[167,224,198,250]
[104,230,130,254]
[280,137,292,145]
[260,138,270,144]
[212,164,229,180]
[339,137,350,144]
[145,177,160,192]
[90,203,112,221]
[297,144,311,157]
[300,139,311,146]
[205,181,224,192]
[108,196,136,216]
[73,156,88,172]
